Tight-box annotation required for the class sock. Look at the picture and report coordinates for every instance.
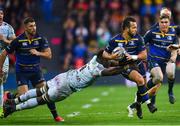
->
[14,89,37,104]
[16,98,38,111]
[130,102,136,109]
[168,79,175,94]
[47,103,58,119]
[138,85,149,103]
[147,79,155,89]
[151,95,156,104]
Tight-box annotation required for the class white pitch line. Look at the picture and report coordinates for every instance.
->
[82,104,92,109]
[91,98,100,103]
[66,111,80,117]
[101,91,109,96]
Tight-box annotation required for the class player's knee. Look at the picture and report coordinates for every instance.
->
[153,74,163,84]
[167,73,175,80]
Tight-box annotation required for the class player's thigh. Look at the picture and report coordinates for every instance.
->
[16,72,29,95]
[2,57,9,83]
[30,71,46,88]
[48,83,73,102]
[166,62,176,79]
[128,70,144,85]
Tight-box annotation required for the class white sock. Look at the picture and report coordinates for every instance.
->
[16,98,38,111]
[15,89,37,104]
[145,99,151,104]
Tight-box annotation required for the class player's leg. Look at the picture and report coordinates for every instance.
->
[0,56,9,117]
[146,60,163,105]
[166,62,176,104]
[32,71,62,122]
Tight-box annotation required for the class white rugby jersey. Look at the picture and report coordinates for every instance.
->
[0,22,15,52]
[67,56,105,91]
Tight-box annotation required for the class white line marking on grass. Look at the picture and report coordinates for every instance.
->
[82,104,92,109]
[101,91,109,96]
[91,98,100,103]
[66,112,80,117]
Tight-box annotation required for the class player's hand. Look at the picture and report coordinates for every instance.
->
[167,44,180,51]
[29,49,40,56]
[125,53,132,61]
[111,51,120,60]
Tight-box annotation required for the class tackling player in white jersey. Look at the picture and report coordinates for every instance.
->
[2,49,126,118]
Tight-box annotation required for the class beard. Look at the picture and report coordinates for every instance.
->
[127,31,135,38]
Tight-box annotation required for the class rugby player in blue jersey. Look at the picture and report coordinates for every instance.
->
[102,16,157,119]
[128,14,179,119]
[149,7,180,104]
[0,17,63,122]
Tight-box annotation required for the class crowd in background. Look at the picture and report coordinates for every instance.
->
[60,0,180,71]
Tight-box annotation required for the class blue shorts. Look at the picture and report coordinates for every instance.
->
[16,71,45,87]
[121,61,146,79]
[148,59,167,74]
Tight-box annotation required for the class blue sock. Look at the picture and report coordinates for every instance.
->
[168,79,175,94]
[47,103,58,118]
[138,85,149,103]
[147,79,155,89]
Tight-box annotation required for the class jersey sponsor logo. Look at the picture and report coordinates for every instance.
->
[156,35,161,38]
[118,43,123,47]
[129,41,134,45]
[22,42,28,46]
[167,36,172,40]
[33,40,39,45]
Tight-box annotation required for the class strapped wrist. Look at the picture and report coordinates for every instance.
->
[131,55,138,60]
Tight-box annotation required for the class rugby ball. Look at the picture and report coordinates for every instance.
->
[112,47,126,60]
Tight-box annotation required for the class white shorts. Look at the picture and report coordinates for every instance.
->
[47,73,73,102]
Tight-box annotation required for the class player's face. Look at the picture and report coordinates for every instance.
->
[0,10,4,24]
[159,18,170,33]
[25,22,36,36]
[128,22,137,37]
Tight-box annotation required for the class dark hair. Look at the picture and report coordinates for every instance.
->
[122,16,136,30]
[23,17,35,25]
[0,7,4,12]
[159,14,170,20]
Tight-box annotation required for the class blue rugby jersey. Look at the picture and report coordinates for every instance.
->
[144,26,178,63]
[0,22,15,52]
[105,33,146,63]
[5,32,49,72]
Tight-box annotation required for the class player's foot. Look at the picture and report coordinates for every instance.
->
[168,93,175,104]
[147,103,157,113]
[127,105,135,117]
[54,116,65,122]
[135,102,143,119]
[3,100,16,118]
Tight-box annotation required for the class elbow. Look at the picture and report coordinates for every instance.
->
[48,53,52,59]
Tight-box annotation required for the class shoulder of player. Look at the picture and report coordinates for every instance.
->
[132,34,143,41]
[2,22,14,29]
[111,33,124,43]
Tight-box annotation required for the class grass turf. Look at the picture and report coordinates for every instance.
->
[1,84,180,125]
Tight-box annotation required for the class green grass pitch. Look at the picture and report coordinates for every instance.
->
[1,84,180,125]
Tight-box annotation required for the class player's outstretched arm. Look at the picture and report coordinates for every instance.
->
[101,66,125,76]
